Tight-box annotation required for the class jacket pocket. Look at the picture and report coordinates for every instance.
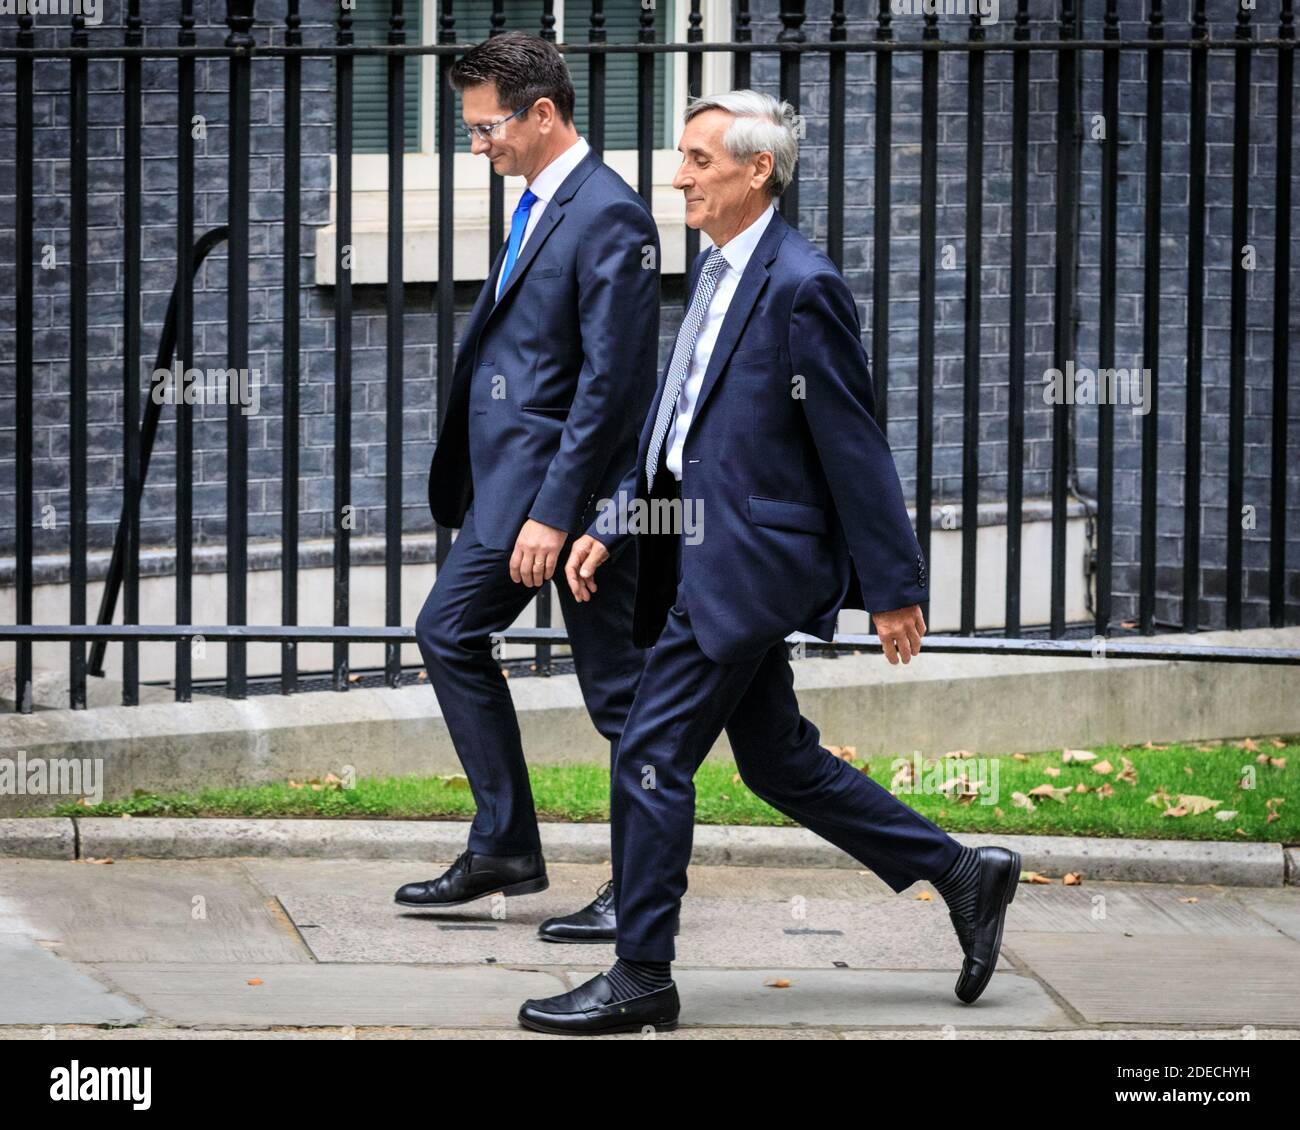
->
[729,342,780,366]
[521,404,570,419]
[747,494,828,534]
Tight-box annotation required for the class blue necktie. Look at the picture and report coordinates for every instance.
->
[496,187,540,301]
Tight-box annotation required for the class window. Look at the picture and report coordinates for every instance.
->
[351,0,672,154]
[350,2,422,153]
[320,0,733,285]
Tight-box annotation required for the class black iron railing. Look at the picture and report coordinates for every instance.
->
[1,1,1297,714]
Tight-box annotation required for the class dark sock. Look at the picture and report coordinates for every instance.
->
[932,844,981,922]
[604,957,672,1001]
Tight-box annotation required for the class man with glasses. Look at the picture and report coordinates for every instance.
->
[400,32,662,942]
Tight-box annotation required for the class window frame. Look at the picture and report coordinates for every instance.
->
[316,0,734,286]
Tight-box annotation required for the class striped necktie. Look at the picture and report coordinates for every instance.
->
[644,246,729,485]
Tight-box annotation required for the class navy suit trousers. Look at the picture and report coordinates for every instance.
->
[415,504,645,855]
[610,530,965,961]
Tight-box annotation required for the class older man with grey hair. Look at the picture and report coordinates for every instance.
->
[517,90,1020,1035]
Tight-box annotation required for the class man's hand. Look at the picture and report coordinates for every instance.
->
[509,519,568,588]
[564,535,610,602]
[872,604,926,665]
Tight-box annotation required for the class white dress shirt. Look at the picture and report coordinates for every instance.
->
[495,135,591,301]
[663,202,776,479]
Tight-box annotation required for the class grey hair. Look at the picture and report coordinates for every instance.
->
[682,90,799,199]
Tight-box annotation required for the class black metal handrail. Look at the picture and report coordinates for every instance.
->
[87,227,230,679]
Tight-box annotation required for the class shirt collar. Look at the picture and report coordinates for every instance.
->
[526,135,591,204]
[714,202,777,274]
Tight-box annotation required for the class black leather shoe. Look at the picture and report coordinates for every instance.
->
[394,848,547,908]
[536,879,681,943]
[518,973,680,1035]
[951,845,1021,1004]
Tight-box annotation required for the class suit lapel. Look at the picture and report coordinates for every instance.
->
[487,146,603,315]
[463,240,507,346]
[687,209,789,431]
[635,247,709,486]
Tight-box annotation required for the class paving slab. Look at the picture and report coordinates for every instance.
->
[2,856,1298,1035]
[244,859,1005,971]
[668,968,1064,1028]
[1003,934,1300,1026]
[0,936,147,1026]
[94,963,569,1028]
[1227,889,1300,943]
[0,859,312,964]
[1003,882,1287,937]
[87,962,1060,1030]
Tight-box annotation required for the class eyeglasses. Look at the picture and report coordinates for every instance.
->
[464,101,536,143]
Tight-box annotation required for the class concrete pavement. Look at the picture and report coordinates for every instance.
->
[1,857,1298,1039]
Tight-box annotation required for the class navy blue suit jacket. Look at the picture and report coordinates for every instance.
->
[427,147,661,551]
[591,207,928,664]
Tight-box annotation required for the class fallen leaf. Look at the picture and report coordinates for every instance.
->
[1062,749,1096,763]
[1214,810,1238,822]
[1095,783,1114,798]
[890,762,915,792]
[1028,783,1072,803]
[1116,757,1138,785]
[1044,766,1061,778]
[1012,753,1029,762]
[915,890,934,902]
[247,978,263,986]
[438,773,471,789]
[1063,873,1082,886]
[1092,759,1113,775]
[1180,897,1199,904]
[1011,791,1036,812]
[938,774,973,795]
[1023,871,1053,884]
[1238,738,1261,752]
[764,978,792,989]
[945,749,977,759]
